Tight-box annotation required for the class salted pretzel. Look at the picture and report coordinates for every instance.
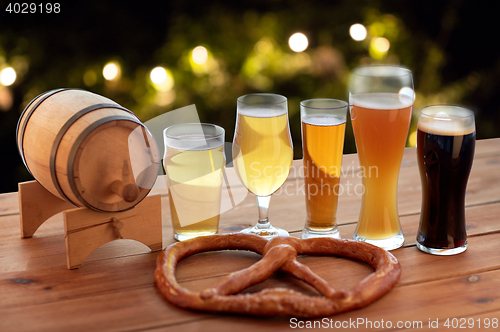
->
[154,233,401,318]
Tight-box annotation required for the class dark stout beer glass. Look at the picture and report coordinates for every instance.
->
[416,105,476,255]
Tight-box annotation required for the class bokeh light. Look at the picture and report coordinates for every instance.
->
[192,46,208,65]
[288,33,308,52]
[83,70,97,87]
[350,24,367,41]
[0,87,13,110]
[155,90,176,106]
[150,66,174,91]
[373,37,390,52]
[150,67,167,84]
[102,62,120,81]
[0,67,16,86]
[255,39,273,54]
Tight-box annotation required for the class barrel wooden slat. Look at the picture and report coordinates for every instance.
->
[16,89,159,212]
[56,111,144,211]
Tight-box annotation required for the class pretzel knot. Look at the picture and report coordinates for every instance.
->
[154,233,401,318]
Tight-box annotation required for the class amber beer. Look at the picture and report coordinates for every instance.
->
[303,117,345,232]
[300,98,348,239]
[164,124,225,241]
[351,93,412,243]
[232,110,293,197]
[416,106,475,255]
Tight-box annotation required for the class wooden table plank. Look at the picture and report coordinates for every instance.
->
[155,269,500,332]
[1,216,500,320]
[0,192,20,216]
[2,258,499,332]
[0,285,211,332]
[0,138,498,331]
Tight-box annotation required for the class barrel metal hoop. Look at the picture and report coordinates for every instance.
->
[16,88,70,176]
[67,115,142,212]
[49,103,132,206]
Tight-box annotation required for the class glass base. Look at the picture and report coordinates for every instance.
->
[241,224,289,239]
[353,229,404,250]
[301,227,340,239]
[416,240,467,255]
[174,231,217,242]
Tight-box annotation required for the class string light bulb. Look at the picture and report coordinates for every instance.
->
[289,33,308,52]
[0,67,16,86]
[350,24,367,41]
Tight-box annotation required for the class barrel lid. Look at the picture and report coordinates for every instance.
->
[16,88,70,176]
[68,116,160,212]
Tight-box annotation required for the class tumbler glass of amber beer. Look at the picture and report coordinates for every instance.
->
[300,99,348,239]
[163,123,225,241]
[232,93,293,238]
[416,106,475,255]
[349,66,414,250]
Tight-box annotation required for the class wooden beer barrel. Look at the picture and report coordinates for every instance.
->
[16,88,160,212]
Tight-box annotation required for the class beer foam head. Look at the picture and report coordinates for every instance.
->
[237,107,288,117]
[353,65,412,78]
[237,93,288,117]
[350,93,413,110]
[418,105,475,136]
[164,123,225,151]
[300,98,348,121]
[302,114,346,126]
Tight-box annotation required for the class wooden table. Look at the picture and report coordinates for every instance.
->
[1,138,499,331]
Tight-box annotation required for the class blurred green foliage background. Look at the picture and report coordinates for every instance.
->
[1,0,499,193]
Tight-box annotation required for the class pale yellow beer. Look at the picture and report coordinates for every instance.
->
[164,124,225,241]
[302,115,346,232]
[233,93,292,238]
[233,110,293,197]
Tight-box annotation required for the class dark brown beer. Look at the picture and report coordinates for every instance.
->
[416,122,475,251]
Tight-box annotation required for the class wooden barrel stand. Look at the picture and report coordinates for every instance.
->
[19,180,162,269]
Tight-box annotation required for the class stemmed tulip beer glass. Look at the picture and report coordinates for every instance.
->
[349,66,414,250]
[232,94,293,238]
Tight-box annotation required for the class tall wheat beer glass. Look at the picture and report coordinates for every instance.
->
[349,66,414,250]
[164,123,225,241]
[416,106,475,255]
[233,93,293,238]
[300,99,348,239]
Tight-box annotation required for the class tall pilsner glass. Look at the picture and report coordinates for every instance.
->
[233,93,293,238]
[300,99,348,239]
[349,66,414,250]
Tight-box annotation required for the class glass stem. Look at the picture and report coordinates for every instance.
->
[256,195,271,229]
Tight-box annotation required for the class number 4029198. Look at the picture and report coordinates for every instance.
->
[443,317,499,329]
[5,3,60,14]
